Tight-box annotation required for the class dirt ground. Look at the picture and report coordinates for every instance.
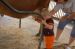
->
[0,15,75,49]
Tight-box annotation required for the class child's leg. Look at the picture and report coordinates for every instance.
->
[44,36,55,49]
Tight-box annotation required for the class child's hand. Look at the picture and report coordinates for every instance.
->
[35,17,42,23]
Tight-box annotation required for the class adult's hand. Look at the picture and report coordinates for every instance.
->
[60,16,68,22]
[67,12,75,20]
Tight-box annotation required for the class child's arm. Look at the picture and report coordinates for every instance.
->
[42,20,54,29]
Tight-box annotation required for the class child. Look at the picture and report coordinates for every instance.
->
[42,9,54,49]
[34,8,55,49]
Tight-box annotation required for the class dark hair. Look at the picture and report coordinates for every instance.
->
[54,0,68,2]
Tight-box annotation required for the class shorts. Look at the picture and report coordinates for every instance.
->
[58,19,71,29]
[58,18,75,38]
[57,14,71,29]
[44,36,55,49]
[57,13,75,38]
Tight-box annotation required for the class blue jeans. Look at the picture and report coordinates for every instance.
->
[58,17,75,37]
[58,19,71,29]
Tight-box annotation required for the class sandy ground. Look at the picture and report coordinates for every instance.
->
[0,15,75,49]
